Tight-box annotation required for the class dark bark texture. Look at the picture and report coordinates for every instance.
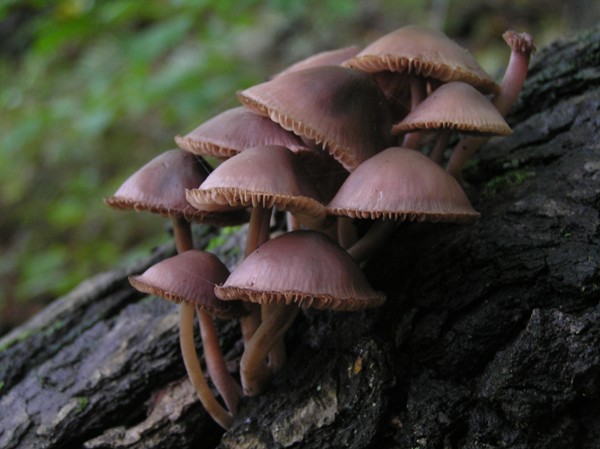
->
[1,26,600,449]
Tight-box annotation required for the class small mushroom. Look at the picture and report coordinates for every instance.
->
[186,145,328,369]
[129,250,246,429]
[273,45,361,78]
[343,25,498,94]
[391,81,512,162]
[446,30,535,178]
[215,230,385,395]
[104,149,247,252]
[327,147,480,262]
[174,106,323,168]
[237,65,393,171]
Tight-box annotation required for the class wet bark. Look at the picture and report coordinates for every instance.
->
[1,26,599,449]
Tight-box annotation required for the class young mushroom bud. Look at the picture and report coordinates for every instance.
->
[446,30,535,178]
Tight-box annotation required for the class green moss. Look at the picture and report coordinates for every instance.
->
[0,319,64,353]
[483,170,536,197]
[75,396,90,413]
[0,328,35,352]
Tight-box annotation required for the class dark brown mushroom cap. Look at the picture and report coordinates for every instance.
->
[215,230,385,311]
[343,25,498,94]
[391,81,512,135]
[104,149,247,225]
[174,107,320,163]
[186,145,326,226]
[326,147,480,223]
[274,45,361,78]
[237,65,393,171]
[129,250,246,319]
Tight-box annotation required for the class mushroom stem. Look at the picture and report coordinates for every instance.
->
[173,218,240,418]
[492,30,536,117]
[239,205,273,344]
[402,76,427,148]
[446,30,535,178]
[337,216,359,249]
[172,216,194,253]
[429,129,452,164]
[197,306,243,414]
[245,205,272,257]
[179,302,233,429]
[240,304,300,396]
[347,219,398,263]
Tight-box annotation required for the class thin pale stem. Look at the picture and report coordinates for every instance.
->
[347,219,398,264]
[402,76,427,149]
[179,302,232,429]
[429,129,452,165]
[197,307,242,414]
[239,205,273,347]
[172,216,194,253]
[240,304,300,396]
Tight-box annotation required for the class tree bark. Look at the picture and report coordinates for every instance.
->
[1,25,600,449]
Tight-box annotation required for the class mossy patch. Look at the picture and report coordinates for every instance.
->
[483,169,536,197]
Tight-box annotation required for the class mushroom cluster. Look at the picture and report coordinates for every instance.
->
[104,24,534,429]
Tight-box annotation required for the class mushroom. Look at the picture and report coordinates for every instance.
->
[327,147,480,263]
[236,65,393,172]
[129,250,246,429]
[391,81,512,163]
[446,30,535,178]
[174,106,324,169]
[343,25,498,94]
[343,24,498,146]
[186,145,328,371]
[104,149,247,428]
[104,149,247,252]
[215,230,385,395]
[273,45,361,78]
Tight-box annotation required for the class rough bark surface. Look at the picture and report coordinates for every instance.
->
[1,26,599,449]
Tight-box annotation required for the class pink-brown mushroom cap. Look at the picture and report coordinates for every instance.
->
[343,25,498,94]
[215,230,385,311]
[129,250,246,320]
[104,149,247,225]
[186,145,326,226]
[327,147,480,223]
[237,65,393,171]
[174,107,321,164]
[273,45,361,78]
[391,81,512,135]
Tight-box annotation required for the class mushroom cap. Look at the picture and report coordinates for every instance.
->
[274,45,361,78]
[343,25,498,94]
[174,107,321,164]
[128,250,246,319]
[326,147,480,223]
[186,145,326,225]
[214,230,385,311]
[237,65,393,171]
[391,81,512,135]
[104,149,248,225]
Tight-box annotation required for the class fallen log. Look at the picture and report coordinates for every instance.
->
[1,25,599,449]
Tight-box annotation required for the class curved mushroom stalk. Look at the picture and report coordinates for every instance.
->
[446,30,535,178]
[347,219,398,263]
[197,307,243,414]
[327,147,480,263]
[179,302,233,429]
[128,250,245,429]
[240,304,300,396]
[216,231,386,395]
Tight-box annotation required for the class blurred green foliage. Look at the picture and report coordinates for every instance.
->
[0,0,591,330]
